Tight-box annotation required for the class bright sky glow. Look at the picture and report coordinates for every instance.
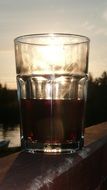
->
[0,0,107,88]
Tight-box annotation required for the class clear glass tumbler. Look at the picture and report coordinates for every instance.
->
[14,33,90,154]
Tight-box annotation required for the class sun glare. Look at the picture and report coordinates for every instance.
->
[32,36,66,74]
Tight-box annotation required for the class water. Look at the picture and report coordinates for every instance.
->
[0,124,20,147]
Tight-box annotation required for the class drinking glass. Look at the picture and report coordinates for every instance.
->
[14,33,90,154]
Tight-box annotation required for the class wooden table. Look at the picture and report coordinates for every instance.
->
[0,122,107,190]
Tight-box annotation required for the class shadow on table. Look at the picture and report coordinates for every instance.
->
[0,151,78,190]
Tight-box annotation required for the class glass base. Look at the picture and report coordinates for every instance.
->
[21,138,84,154]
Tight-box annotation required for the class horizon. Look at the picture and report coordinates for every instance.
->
[0,0,107,88]
[0,70,107,90]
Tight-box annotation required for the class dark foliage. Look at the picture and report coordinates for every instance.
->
[85,72,107,127]
[0,72,107,127]
[0,85,19,124]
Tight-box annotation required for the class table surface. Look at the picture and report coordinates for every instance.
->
[0,122,107,190]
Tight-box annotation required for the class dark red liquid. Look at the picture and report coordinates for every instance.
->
[20,99,84,144]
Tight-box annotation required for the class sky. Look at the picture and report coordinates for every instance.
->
[0,0,107,88]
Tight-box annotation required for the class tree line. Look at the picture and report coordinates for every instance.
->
[85,72,107,127]
[0,84,19,124]
[0,72,107,127]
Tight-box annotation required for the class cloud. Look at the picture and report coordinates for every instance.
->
[94,28,107,35]
[102,9,107,21]
[82,21,95,31]
[82,20,107,36]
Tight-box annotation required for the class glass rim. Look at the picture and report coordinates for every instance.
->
[14,33,90,46]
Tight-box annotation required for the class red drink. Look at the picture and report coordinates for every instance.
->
[20,99,84,147]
